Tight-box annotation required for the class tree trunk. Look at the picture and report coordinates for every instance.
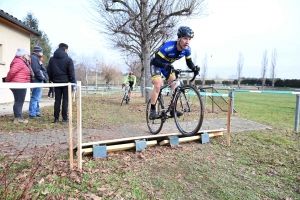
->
[140,66,145,97]
[141,0,151,103]
[143,42,151,103]
[85,72,88,86]
[202,78,206,86]
[262,79,266,89]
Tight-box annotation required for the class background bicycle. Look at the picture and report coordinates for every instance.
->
[146,69,204,136]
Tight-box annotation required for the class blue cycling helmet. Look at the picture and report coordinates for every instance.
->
[177,26,194,38]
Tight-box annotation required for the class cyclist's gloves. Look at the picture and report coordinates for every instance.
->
[192,65,200,74]
[164,64,174,72]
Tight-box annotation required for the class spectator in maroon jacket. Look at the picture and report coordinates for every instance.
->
[6,48,32,124]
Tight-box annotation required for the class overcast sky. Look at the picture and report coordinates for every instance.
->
[1,0,299,79]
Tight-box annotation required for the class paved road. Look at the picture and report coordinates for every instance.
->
[0,97,54,116]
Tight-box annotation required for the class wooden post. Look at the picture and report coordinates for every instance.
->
[77,81,82,169]
[68,83,73,169]
[212,89,214,113]
[294,93,300,132]
[73,88,76,102]
[227,94,232,146]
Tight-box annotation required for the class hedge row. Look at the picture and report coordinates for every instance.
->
[179,78,300,88]
[221,78,300,88]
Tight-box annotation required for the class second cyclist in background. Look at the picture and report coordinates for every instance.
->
[149,26,200,119]
[122,71,136,103]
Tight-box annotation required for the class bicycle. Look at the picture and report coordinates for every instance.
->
[120,84,131,106]
[146,69,204,137]
[104,85,111,92]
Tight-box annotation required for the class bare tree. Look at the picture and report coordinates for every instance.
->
[270,48,278,88]
[100,63,123,85]
[89,0,207,101]
[76,55,94,86]
[237,52,244,88]
[92,56,103,88]
[201,54,208,86]
[74,62,91,86]
[261,50,268,89]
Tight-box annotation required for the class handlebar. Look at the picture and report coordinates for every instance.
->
[171,69,199,84]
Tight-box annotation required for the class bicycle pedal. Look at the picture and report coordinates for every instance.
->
[149,115,161,120]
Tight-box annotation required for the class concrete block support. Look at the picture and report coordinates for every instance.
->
[135,139,147,151]
[169,136,179,146]
[201,133,210,144]
[93,144,107,158]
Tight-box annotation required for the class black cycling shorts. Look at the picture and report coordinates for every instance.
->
[128,81,134,89]
[150,64,175,80]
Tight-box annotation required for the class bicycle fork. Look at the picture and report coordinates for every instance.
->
[177,88,191,113]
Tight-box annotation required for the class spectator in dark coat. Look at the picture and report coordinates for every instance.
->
[47,43,75,123]
[29,46,48,118]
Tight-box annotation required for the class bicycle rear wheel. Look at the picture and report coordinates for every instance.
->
[174,85,204,136]
[146,98,163,134]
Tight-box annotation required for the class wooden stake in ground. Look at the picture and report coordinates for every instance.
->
[227,96,232,146]
[68,83,73,169]
[77,81,82,169]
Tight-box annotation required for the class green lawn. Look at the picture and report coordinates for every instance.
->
[234,92,297,129]
[1,92,299,199]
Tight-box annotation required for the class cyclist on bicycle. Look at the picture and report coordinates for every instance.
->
[122,71,136,102]
[149,26,200,119]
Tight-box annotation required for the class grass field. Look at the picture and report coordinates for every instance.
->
[1,91,299,199]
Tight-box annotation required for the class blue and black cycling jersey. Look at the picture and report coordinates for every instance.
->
[151,41,194,68]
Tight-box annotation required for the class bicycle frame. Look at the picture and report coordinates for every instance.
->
[121,86,132,105]
[157,69,197,119]
[122,85,131,95]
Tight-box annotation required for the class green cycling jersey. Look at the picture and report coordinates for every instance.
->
[123,75,136,88]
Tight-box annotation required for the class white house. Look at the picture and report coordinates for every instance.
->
[0,9,41,103]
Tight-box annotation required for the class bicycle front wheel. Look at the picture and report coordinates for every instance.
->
[146,98,163,134]
[126,89,131,104]
[174,85,204,136]
[120,92,127,106]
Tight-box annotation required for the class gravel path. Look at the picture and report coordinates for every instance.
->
[0,117,270,156]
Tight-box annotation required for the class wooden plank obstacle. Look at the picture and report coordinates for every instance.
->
[73,129,225,158]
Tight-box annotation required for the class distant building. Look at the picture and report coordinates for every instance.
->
[0,9,41,103]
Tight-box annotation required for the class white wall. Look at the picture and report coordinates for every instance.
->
[0,21,31,103]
